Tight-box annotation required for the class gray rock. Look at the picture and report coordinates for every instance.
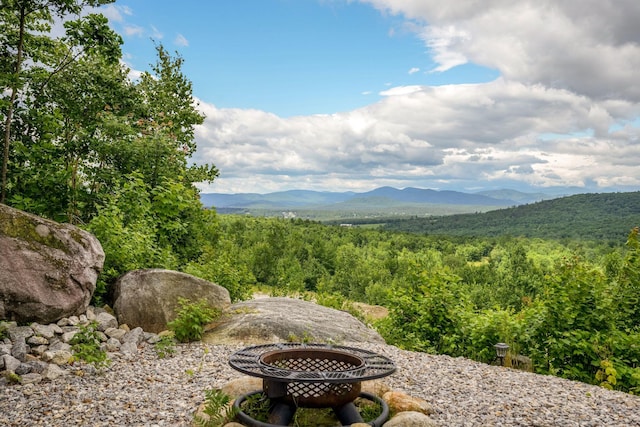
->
[3,354,20,372]
[42,350,72,365]
[31,323,57,339]
[43,363,68,380]
[15,363,31,375]
[95,312,118,332]
[145,333,162,344]
[48,341,72,353]
[122,327,145,345]
[10,337,28,362]
[0,343,11,356]
[30,345,49,357]
[120,341,138,355]
[8,325,33,341]
[104,327,127,341]
[203,297,386,345]
[27,335,49,346]
[61,331,78,343]
[0,204,104,324]
[26,360,49,374]
[113,269,231,334]
[19,372,43,384]
[103,338,121,352]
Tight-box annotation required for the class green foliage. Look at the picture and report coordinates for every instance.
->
[239,393,271,423]
[3,371,22,384]
[70,322,111,369]
[383,192,640,242]
[356,397,383,423]
[183,244,254,303]
[153,335,177,359]
[206,216,640,394]
[193,389,238,427]
[595,360,618,390]
[0,321,8,340]
[168,298,220,343]
[87,173,219,304]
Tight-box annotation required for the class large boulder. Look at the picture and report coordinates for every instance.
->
[113,269,231,333]
[0,204,104,324]
[203,297,385,345]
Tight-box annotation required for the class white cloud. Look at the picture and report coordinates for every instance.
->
[123,25,144,37]
[360,0,640,101]
[192,76,640,193]
[151,25,163,40]
[408,67,420,74]
[100,5,132,23]
[174,34,189,47]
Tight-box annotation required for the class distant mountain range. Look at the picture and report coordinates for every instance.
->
[200,186,562,214]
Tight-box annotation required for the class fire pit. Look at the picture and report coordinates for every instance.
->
[228,343,396,426]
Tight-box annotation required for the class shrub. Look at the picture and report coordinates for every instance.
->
[70,322,111,369]
[168,298,220,343]
[153,335,177,358]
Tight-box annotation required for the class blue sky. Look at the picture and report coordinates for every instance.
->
[101,0,640,194]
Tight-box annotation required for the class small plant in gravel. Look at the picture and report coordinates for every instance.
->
[153,335,177,358]
[168,298,220,343]
[3,371,22,384]
[193,388,238,427]
[70,321,111,369]
[0,321,9,340]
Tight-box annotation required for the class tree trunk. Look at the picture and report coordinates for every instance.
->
[1,5,26,204]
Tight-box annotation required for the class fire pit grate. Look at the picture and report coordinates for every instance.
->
[228,343,396,426]
[229,342,396,383]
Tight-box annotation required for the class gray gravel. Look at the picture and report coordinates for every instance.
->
[1,341,639,426]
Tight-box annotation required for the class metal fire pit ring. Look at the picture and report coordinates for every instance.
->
[229,343,396,383]
[228,343,396,426]
[233,391,390,427]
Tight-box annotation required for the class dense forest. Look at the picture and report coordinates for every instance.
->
[380,191,640,242]
[2,1,639,395]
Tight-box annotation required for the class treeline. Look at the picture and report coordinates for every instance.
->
[382,191,640,242]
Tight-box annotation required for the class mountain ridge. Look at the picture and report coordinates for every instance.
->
[200,186,554,210]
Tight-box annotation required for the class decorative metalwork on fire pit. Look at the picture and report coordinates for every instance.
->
[228,343,396,426]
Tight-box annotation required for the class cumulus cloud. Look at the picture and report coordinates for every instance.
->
[361,0,640,101]
[193,75,640,193]
[190,0,640,194]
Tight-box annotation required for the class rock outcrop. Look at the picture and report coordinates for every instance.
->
[113,269,231,333]
[203,297,385,345]
[0,204,104,324]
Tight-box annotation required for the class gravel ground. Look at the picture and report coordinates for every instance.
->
[1,341,639,427]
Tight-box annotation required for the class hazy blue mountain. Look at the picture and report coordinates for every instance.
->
[200,190,354,208]
[201,187,520,209]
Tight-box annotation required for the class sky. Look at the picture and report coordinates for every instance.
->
[99,0,640,195]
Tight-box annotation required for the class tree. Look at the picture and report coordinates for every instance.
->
[132,44,218,190]
[1,0,116,204]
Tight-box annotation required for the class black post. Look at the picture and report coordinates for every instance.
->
[333,402,364,425]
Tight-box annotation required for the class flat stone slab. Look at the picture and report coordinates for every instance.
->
[202,297,385,345]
